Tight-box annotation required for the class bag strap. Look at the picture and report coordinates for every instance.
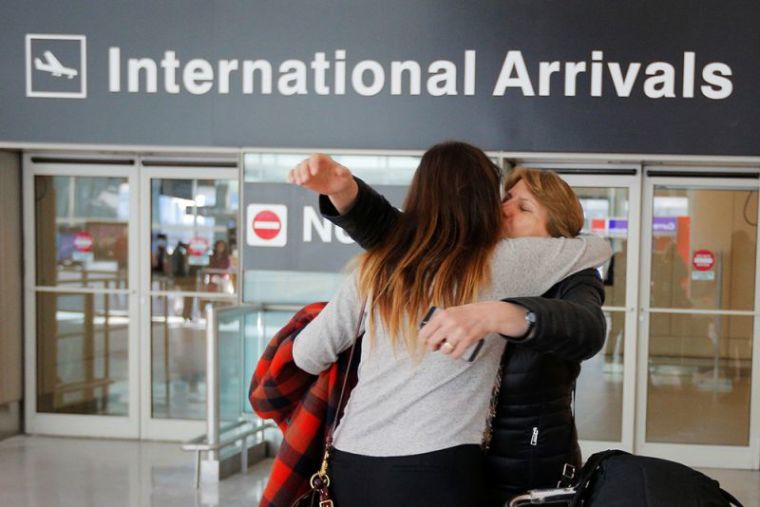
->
[569,450,628,505]
[720,487,745,507]
[329,297,366,438]
[311,299,367,495]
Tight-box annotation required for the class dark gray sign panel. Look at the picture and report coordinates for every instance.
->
[243,183,406,272]
[2,1,759,155]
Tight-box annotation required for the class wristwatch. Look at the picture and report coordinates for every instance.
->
[519,310,537,340]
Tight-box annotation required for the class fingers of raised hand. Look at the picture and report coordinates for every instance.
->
[287,159,310,185]
[308,153,333,176]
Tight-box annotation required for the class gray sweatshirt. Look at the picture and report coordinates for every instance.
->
[293,236,611,456]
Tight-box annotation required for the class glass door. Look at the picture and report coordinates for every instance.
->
[139,163,240,440]
[538,168,642,456]
[24,155,140,438]
[638,170,760,468]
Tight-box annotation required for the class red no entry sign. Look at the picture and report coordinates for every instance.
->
[692,249,715,271]
[246,204,287,247]
[73,231,94,252]
[188,236,209,256]
[252,210,282,240]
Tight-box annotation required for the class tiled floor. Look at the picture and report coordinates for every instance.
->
[0,435,757,506]
[0,435,271,507]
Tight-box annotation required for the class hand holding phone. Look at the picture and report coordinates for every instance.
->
[419,306,484,362]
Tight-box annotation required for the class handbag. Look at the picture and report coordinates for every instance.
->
[508,449,744,507]
[290,302,366,507]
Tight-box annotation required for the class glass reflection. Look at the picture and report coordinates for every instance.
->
[36,292,129,416]
[217,311,248,424]
[242,310,293,415]
[575,187,629,308]
[151,296,230,420]
[35,175,129,288]
[243,152,420,185]
[650,187,757,311]
[150,179,238,294]
[576,311,625,442]
[646,313,752,446]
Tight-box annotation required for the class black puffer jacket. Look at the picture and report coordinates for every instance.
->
[489,269,604,504]
[320,179,606,505]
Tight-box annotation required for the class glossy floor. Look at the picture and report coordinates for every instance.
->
[0,435,758,506]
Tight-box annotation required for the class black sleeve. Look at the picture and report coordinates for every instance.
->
[318,176,401,250]
[500,268,607,362]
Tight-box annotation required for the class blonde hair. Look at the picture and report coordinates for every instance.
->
[357,142,503,356]
[505,167,584,238]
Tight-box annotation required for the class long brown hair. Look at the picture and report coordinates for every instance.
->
[505,167,584,238]
[357,141,503,356]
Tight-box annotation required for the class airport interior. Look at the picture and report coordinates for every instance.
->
[2,2,760,506]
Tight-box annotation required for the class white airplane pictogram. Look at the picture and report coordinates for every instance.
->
[34,51,78,79]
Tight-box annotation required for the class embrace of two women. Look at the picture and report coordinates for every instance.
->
[281,141,611,506]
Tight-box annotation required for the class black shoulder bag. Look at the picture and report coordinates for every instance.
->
[509,449,744,507]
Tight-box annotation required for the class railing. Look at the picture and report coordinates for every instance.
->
[182,302,307,486]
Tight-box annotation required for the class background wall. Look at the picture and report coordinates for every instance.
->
[0,151,22,437]
[1,0,759,155]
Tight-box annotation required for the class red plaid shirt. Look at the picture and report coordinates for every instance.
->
[249,302,361,507]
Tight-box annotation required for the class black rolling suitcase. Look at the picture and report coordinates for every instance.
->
[508,450,744,507]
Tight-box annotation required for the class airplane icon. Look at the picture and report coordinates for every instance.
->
[34,51,78,79]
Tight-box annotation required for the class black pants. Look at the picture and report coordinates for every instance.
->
[330,445,486,507]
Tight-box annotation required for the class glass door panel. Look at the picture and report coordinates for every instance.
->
[545,170,640,454]
[647,313,752,446]
[35,291,129,416]
[576,310,625,442]
[25,159,139,438]
[570,184,631,444]
[150,178,238,295]
[34,175,129,288]
[150,295,232,420]
[645,184,756,448]
[650,188,756,311]
[140,166,239,439]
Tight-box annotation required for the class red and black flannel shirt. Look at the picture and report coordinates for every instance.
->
[249,302,361,507]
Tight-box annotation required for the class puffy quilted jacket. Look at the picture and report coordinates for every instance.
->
[487,268,605,504]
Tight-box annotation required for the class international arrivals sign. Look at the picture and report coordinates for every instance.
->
[105,49,732,100]
[2,0,759,155]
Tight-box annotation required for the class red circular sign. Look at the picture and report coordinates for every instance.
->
[73,231,94,252]
[692,249,716,271]
[188,236,209,256]
[252,210,282,240]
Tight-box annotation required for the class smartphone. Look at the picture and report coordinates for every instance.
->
[419,306,484,362]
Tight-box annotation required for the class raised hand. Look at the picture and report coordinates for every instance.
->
[287,154,359,213]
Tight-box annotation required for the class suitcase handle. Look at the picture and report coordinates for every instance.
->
[508,487,577,506]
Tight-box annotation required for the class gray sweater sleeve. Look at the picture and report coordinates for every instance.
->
[293,236,611,374]
[491,235,612,297]
[292,271,363,375]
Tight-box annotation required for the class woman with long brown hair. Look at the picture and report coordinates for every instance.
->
[290,141,610,506]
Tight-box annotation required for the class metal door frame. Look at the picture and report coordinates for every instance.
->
[516,162,642,456]
[638,168,760,468]
[23,154,141,438]
[138,162,240,441]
